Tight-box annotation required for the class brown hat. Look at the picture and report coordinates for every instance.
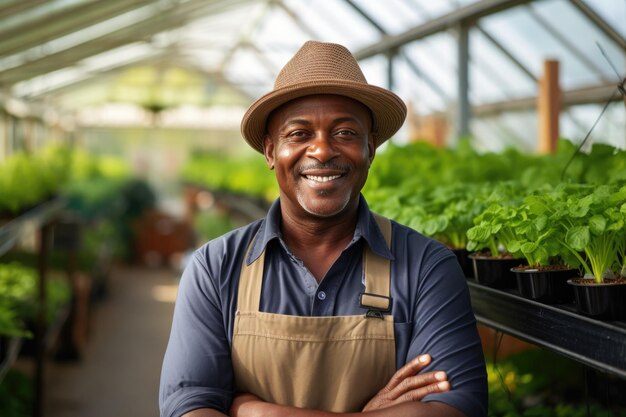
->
[240,41,407,153]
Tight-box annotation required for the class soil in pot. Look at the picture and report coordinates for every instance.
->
[512,265,578,304]
[567,277,626,321]
[469,252,526,289]
[452,248,474,279]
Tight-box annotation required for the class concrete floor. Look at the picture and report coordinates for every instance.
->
[44,266,179,417]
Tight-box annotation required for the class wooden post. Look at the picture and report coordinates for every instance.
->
[538,59,560,154]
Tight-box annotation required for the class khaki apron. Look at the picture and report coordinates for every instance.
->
[231,214,396,412]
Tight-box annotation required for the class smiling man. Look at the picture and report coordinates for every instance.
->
[160,41,487,417]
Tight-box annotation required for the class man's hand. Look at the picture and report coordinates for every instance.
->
[362,354,449,412]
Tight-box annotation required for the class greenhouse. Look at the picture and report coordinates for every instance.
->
[1,1,625,416]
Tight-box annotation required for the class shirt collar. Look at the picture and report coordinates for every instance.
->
[246,195,393,265]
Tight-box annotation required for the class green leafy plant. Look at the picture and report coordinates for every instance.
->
[0,262,71,337]
[524,184,626,282]
[0,369,34,417]
[181,151,278,202]
[465,183,524,258]
[498,190,570,268]
[194,210,239,242]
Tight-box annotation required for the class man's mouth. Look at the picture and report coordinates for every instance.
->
[304,174,342,183]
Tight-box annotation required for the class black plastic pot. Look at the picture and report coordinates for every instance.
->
[567,278,626,321]
[469,254,525,289]
[452,249,474,279]
[512,267,578,304]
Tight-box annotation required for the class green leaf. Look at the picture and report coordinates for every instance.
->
[467,225,491,242]
[589,214,606,235]
[507,240,522,253]
[534,215,548,232]
[521,241,538,253]
[565,226,590,251]
[568,201,590,218]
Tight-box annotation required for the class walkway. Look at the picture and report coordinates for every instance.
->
[45,266,179,417]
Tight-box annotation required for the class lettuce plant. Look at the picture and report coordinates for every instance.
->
[525,184,626,283]
[466,183,524,258]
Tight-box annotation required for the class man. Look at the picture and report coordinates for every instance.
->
[160,41,487,417]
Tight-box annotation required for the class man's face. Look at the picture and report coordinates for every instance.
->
[264,94,375,219]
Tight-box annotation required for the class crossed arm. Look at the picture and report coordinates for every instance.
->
[182,355,466,417]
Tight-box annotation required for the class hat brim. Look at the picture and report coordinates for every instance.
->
[241,80,407,153]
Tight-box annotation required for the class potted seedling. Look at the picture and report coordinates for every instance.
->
[421,183,496,278]
[534,184,626,319]
[467,191,527,289]
[507,191,578,303]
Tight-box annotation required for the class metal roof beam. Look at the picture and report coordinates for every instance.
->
[22,53,172,99]
[343,0,387,35]
[475,25,537,82]
[0,0,48,20]
[0,0,155,57]
[525,4,610,82]
[473,82,622,115]
[354,0,533,60]
[400,51,451,104]
[0,0,252,85]
[275,1,321,40]
[217,0,276,74]
[569,0,626,51]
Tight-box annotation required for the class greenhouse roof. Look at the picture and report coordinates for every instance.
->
[0,0,625,148]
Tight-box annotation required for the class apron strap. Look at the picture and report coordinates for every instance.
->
[360,213,392,315]
[237,233,265,312]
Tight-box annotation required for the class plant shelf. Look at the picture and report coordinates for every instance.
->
[0,198,65,257]
[0,337,23,384]
[468,280,626,379]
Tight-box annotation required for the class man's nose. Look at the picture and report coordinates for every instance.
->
[307,133,339,162]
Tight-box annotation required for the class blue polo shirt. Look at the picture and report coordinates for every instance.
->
[159,196,487,417]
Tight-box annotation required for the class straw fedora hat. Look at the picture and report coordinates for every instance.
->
[241,41,407,153]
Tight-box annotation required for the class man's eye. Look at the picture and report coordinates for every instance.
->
[336,129,356,136]
[289,130,307,137]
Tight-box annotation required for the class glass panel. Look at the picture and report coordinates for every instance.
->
[0,0,87,34]
[225,48,275,99]
[565,102,626,149]
[470,28,537,104]
[350,0,428,35]
[0,5,157,72]
[532,0,624,84]
[393,54,448,114]
[12,43,157,98]
[282,0,380,48]
[471,112,537,152]
[359,55,389,90]
[586,0,626,39]
[480,3,601,91]
[402,33,457,101]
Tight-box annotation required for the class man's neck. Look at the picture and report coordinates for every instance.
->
[279,203,360,282]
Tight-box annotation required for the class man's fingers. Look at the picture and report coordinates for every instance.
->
[384,354,432,391]
[390,371,448,400]
[362,372,451,412]
[394,380,451,403]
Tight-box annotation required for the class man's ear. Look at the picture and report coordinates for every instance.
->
[263,135,275,170]
[367,134,376,166]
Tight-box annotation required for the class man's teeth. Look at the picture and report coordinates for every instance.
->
[305,175,341,182]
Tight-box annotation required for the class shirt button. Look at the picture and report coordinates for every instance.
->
[317,291,327,301]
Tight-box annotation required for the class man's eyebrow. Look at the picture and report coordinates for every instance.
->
[332,116,363,126]
[282,119,312,128]
[280,116,367,130]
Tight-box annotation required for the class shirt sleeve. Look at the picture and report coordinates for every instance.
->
[159,250,234,417]
[409,245,488,417]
